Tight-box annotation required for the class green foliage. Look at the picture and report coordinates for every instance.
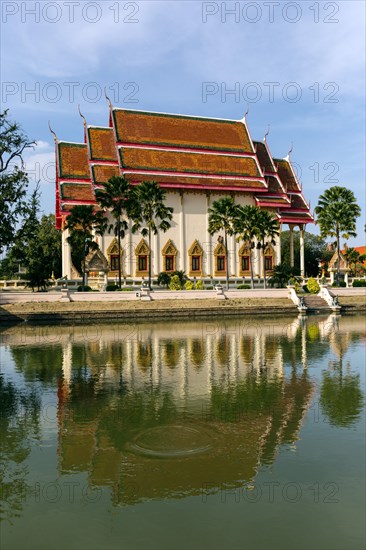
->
[106,284,119,291]
[171,270,188,286]
[65,205,107,287]
[184,280,194,290]
[77,285,92,292]
[1,212,62,283]
[237,284,250,289]
[157,272,171,287]
[169,274,181,290]
[332,281,347,287]
[307,277,320,294]
[206,285,214,290]
[344,247,366,277]
[315,186,361,285]
[352,280,366,287]
[131,181,173,289]
[195,279,204,290]
[254,209,280,289]
[0,110,36,254]
[281,230,331,276]
[208,196,236,289]
[95,176,134,288]
[268,262,292,288]
[234,204,260,289]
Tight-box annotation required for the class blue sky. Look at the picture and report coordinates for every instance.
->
[1,0,365,244]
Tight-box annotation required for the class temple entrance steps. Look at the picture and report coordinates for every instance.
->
[302,294,332,311]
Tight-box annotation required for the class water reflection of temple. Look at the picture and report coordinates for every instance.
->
[4,314,363,507]
[54,317,317,506]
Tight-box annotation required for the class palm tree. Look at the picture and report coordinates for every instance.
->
[255,209,280,289]
[95,176,133,289]
[315,186,361,286]
[208,196,237,290]
[234,204,260,289]
[65,205,107,291]
[130,181,173,289]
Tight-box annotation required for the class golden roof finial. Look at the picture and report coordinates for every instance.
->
[264,125,270,142]
[285,142,293,161]
[104,86,113,110]
[78,104,87,126]
[48,120,58,143]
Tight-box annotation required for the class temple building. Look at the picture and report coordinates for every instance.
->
[52,103,313,283]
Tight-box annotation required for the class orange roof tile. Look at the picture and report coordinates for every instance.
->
[124,172,265,190]
[275,159,300,192]
[254,141,275,173]
[267,175,284,194]
[88,128,118,161]
[58,143,90,180]
[113,109,254,153]
[92,164,120,184]
[60,183,95,201]
[120,147,261,178]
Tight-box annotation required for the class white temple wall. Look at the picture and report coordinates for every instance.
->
[62,190,281,280]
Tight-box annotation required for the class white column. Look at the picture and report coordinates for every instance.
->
[206,194,212,276]
[179,193,186,271]
[128,221,133,278]
[230,234,236,277]
[154,232,160,276]
[62,229,72,278]
[289,224,294,268]
[277,224,282,265]
[299,224,305,277]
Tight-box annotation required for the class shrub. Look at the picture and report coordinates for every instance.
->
[352,279,366,287]
[206,285,214,290]
[106,284,119,292]
[307,277,320,294]
[195,279,204,290]
[169,275,181,290]
[120,287,134,291]
[171,270,188,286]
[77,285,92,292]
[332,281,347,287]
[157,272,171,288]
[184,280,194,290]
[237,284,250,289]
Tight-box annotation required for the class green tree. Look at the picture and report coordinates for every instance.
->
[234,204,260,289]
[65,205,107,290]
[267,262,292,288]
[344,247,366,277]
[280,230,332,276]
[95,176,134,289]
[24,215,62,291]
[131,181,173,289]
[208,196,237,290]
[0,110,36,254]
[255,210,280,289]
[315,186,361,286]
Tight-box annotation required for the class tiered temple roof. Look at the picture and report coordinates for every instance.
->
[53,106,314,228]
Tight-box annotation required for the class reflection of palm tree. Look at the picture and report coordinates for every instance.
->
[320,360,363,427]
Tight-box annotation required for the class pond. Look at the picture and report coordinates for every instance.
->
[1,314,365,550]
